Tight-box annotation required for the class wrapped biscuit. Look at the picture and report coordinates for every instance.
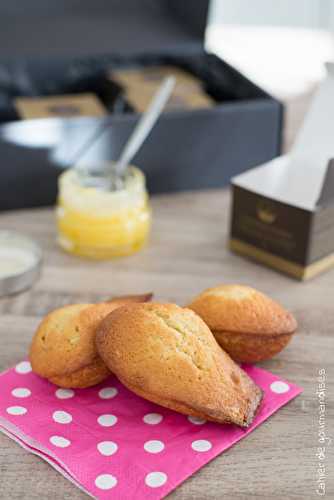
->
[188,285,297,363]
[29,294,152,388]
[96,303,262,427]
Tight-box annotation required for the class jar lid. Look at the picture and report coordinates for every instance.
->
[0,231,42,297]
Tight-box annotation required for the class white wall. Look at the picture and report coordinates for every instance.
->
[209,0,333,30]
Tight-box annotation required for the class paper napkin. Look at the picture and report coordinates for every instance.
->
[0,362,302,499]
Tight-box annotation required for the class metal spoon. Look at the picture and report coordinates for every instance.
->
[111,75,175,187]
[75,75,175,190]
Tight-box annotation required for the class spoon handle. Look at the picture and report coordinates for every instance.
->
[114,76,176,178]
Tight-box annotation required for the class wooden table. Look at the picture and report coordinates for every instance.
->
[0,190,333,499]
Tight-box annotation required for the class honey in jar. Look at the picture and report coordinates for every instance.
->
[56,165,151,259]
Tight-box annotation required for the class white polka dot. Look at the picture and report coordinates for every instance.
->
[143,413,163,425]
[53,410,72,424]
[144,440,165,454]
[97,414,118,427]
[99,387,118,399]
[6,406,27,416]
[270,381,290,394]
[15,361,32,374]
[12,388,31,398]
[95,474,117,490]
[191,439,212,452]
[188,415,206,425]
[97,441,118,456]
[50,436,71,448]
[55,388,74,399]
[145,472,168,488]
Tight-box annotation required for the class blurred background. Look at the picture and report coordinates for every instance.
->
[207,0,334,150]
[0,0,332,208]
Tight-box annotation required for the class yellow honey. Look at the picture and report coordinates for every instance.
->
[56,166,151,259]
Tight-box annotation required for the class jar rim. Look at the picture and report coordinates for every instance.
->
[58,165,147,215]
[75,163,142,191]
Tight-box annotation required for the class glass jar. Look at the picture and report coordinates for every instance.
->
[56,165,151,259]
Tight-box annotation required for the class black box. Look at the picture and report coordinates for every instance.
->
[0,0,282,210]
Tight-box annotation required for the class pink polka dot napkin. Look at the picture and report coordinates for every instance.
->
[0,362,302,499]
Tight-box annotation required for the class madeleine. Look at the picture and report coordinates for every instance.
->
[188,285,297,363]
[96,302,262,427]
[30,293,152,388]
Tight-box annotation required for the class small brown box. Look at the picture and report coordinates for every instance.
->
[111,66,214,113]
[14,93,107,120]
[230,64,334,280]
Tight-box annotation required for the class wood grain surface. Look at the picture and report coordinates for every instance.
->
[0,190,333,499]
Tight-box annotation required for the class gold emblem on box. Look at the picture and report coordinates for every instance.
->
[256,200,277,224]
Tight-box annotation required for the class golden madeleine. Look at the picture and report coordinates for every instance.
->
[30,293,152,388]
[107,292,153,304]
[96,303,262,427]
[188,285,297,363]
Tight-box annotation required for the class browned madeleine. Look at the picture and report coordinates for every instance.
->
[96,303,262,427]
[187,285,297,363]
[30,293,152,388]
